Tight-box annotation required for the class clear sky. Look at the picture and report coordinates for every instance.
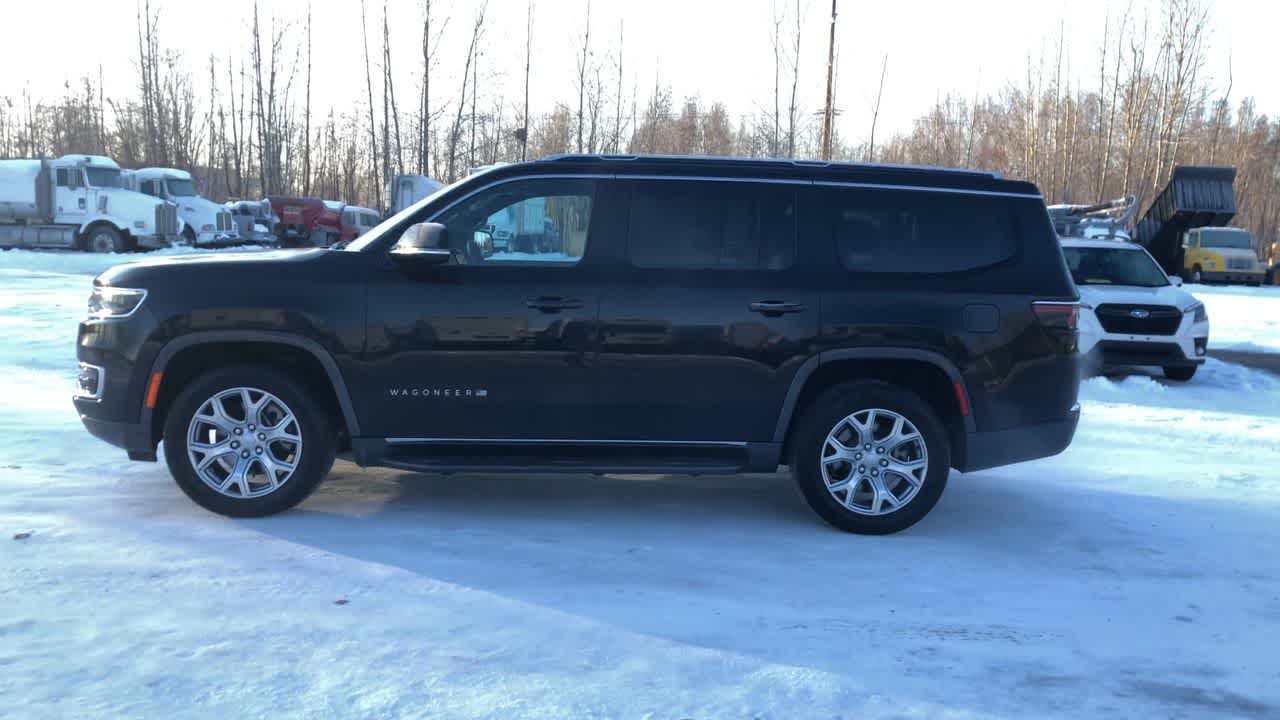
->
[2,0,1274,145]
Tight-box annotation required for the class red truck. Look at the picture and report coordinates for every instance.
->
[267,196,342,247]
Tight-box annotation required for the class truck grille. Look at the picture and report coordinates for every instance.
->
[1226,257,1254,270]
[216,211,232,232]
[154,204,179,235]
[1095,304,1182,336]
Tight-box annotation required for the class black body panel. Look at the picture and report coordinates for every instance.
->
[75,154,1080,477]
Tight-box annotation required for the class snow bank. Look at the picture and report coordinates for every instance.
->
[1187,283,1280,354]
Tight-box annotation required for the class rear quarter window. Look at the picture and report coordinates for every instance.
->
[823,187,1018,273]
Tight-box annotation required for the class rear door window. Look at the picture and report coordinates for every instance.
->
[626,181,796,271]
[821,188,1017,273]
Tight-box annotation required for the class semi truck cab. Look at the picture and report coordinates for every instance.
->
[0,155,180,252]
[128,168,238,247]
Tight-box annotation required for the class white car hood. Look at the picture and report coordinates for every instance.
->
[1077,283,1197,311]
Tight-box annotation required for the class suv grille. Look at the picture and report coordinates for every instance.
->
[1094,304,1182,336]
[154,204,179,235]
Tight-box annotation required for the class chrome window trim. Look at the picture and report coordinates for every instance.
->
[423,172,1042,223]
[811,180,1042,199]
[385,437,748,447]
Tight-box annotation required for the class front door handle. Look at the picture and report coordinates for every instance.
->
[749,300,805,316]
[526,296,584,313]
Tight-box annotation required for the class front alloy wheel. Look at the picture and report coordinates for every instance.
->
[163,365,335,517]
[187,387,302,499]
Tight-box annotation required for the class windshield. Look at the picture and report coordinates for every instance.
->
[1062,246,1170,288]
[85,168,122,188]
[1200,229,1252,250]
[167,179,198,196]
[343,180,462,251]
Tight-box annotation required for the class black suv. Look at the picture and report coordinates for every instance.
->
[74,155,1081,534]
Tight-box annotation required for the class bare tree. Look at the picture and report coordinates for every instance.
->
[302,2,312,196]
[360,0,381,208]
[520,0,533,161]
[574,0,593,153]
[447,1,488,181]
[866,54,888,162]
[787,0,802,157]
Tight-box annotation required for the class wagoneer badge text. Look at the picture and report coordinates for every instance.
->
[388,387,489,398]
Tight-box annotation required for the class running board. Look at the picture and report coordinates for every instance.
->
[352,438,783,474]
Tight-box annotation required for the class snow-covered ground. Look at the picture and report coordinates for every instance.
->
[2,249,1279,719]
[1188,282,1280,354]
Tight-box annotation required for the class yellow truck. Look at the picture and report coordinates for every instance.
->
[1182,227,1265,286]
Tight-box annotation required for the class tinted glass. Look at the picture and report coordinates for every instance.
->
[1199,229,1252,250]
[167,179,197,196]
[435,178,594,265]
[86,168,121,188]
[55,169,70,187]
[626,181,796,271]
[1062,246,1169,287]
[823,188,1016,273]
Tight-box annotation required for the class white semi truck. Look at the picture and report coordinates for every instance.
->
[0,155,180,252]
[125,167,237,246]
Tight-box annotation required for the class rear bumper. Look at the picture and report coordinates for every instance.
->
[959,404,1080,473]
[1197,270,1264,284]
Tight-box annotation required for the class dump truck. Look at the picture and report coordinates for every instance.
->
[1132,166,1237,276]
[0,155,180,252]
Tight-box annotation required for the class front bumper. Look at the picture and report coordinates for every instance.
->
[135,233,176,250]
[959,404,1080,473]
[1196,270,1264,285]
[195,230,242,247]
[1078,306,1209,370]
[77,412,155,461]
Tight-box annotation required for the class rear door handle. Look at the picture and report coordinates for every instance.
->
[526,296,584,312]
[749,300,805,316]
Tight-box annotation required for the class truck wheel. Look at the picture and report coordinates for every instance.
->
[790,381,950,535]
[162,365,336,518]
[1163,366,1197,382]
[182,226,198,247]
[85,226,125,254]
[1191,265,1203,284]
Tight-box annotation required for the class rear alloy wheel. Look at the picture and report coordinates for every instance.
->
[86,226,125,253]
[791,381,950,534]
[163,366,335,517]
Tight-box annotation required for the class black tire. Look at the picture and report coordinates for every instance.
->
[162,365,336,517]
[84,225,125,253]
[1191,265,1203,284]
[1163,365,1197,382]
[790,381,951,535]
[182,226,198,247]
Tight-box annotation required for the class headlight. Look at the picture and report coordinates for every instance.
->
[201,224,215,231]
[133,220,146,229]
[88,287,148,318]
[1186,302,1208,323]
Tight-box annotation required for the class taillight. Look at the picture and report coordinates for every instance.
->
[1032,301,1079,331]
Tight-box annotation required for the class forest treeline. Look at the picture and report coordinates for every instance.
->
[0,0,1276,253]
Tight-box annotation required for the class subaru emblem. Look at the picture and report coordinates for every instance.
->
[1130,309,1150,319]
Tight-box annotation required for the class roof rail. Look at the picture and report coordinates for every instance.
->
[538,153,1000,179]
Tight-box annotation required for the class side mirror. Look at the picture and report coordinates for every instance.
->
[1169,275,1184,287]
[390,222,451,265]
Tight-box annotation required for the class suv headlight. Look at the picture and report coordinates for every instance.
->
[1186,302,1208,323]
[88,287,148,318]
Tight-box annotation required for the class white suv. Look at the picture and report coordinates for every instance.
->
[1060,238,1209,381]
